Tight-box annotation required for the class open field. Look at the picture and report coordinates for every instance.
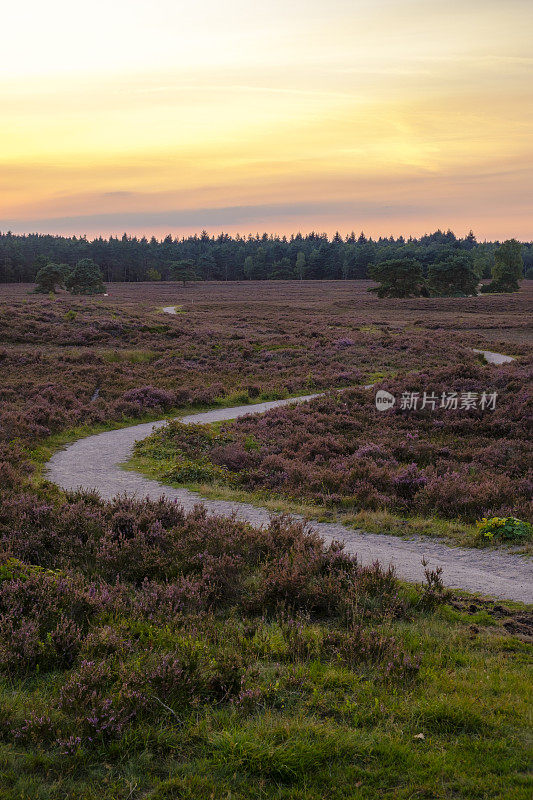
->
[1,281,531,442]
[0,280,531,799]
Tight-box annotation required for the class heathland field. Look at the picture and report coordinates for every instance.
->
[0,281,531,799]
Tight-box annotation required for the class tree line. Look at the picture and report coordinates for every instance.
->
[1,228,532,284]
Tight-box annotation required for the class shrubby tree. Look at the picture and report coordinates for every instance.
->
[34,262,70,293]
[373,252,480,299]
[427,252,479,296]
[65,259,106,295]
[369,258,425,298]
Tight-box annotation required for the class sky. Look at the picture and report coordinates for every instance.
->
[1,0,532,240]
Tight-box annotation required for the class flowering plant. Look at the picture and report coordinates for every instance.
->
[475,516,532,542]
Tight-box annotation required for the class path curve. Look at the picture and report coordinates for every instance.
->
[47,392,532,604]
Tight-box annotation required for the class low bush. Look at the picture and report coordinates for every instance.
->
[475,516,533,543]
[0,491,433,757]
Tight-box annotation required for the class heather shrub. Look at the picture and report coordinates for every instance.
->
[0,489,434,752]
[0,462,21,489]
[417,563,452,610]
[141,362,532,523]
[392,463,427,502]
[4,282,519,446]
[210,442,259,471]
[272,615,419,681]
[146,421,222,458]
[414,469,517,520]
[121,385,175,411]
[0,564,103,674]
[0,493,413,623]
[0,493,428,754]
[50,641,247,744]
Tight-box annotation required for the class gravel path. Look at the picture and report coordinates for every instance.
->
[47,392,532,604]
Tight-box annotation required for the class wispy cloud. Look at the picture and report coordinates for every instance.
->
[2,200,426,232]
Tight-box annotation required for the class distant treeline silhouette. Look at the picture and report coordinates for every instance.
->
[1,228,532,283]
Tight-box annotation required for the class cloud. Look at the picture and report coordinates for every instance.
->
[1,199,430,234]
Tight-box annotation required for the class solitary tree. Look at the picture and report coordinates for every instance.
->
[34,262,70,293]
[65,259,106,295]
[369,258,425,298]
[169,259,198,286]
[427,253,479,296]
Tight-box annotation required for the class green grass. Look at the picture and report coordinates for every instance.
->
[1,603,531,799]
[100,349,157,364]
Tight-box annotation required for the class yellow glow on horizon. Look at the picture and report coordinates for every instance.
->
[1,0,532,239]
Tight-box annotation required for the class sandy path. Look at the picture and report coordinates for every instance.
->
[47,391,532,604]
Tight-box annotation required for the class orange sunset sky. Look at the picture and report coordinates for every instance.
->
[1,0,532,240]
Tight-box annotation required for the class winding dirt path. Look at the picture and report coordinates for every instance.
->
[47,390,532,604]
[49,304,529,600]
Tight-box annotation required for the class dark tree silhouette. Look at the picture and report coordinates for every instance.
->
[0,229,530,286]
